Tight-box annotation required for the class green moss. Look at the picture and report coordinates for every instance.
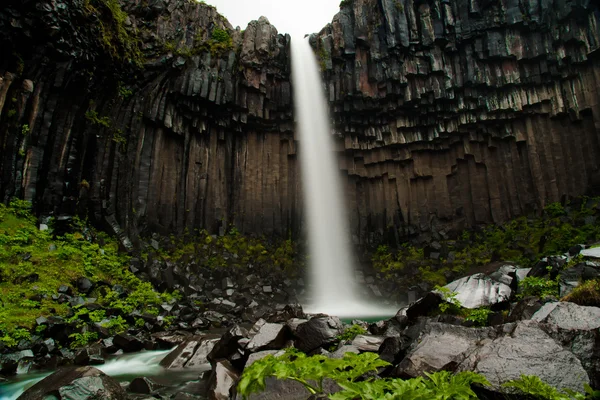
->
[0,201,171,348]
[85,108,111,128]
[372,197,600,287]
[193,27,234,57]
[84,0,144,67]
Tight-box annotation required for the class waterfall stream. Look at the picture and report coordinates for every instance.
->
[291,37,395,318]
[0,349,204,400]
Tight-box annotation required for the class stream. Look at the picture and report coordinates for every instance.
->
[0,348,208,399]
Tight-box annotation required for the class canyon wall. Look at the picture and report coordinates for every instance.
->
[1,0,600,246]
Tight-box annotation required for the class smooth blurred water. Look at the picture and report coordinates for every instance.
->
[0,348,204,400]
[290,37,397,318]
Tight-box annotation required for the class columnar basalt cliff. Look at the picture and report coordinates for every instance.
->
[1,0,600,246]
[315,0,600,242]
[0,0,297,247]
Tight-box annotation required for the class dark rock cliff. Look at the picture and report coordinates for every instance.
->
[1,0,600,246]
[315,0,600,242]
[0,0,296,247]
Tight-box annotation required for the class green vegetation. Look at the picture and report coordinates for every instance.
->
[464,307,491,327]
[373,198,600,288]
[518,276,560,299]
[563,279,600,307]
[21,124,30,136]
[435,285,463,314]
[336,324,367,342]
[85,107,111,128]
[83,0,144,67]
[503,375,600,399]
[238,350,596,399]
[146,228,302,274]
[0,200,176,348]
[339,0,353,7]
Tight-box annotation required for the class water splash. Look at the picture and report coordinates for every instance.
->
[291,37,396,318]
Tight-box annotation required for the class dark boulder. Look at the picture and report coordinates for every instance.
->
[294,316,343,353]
[76,277,93,294]
[207,325,248,369]
[113,333,144,353]
[128,376,165,394]
[350,335,384,352]
[507,296,544,322]
[18,366,126,400]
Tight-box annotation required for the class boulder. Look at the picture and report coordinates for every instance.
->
[113,333,144,353]
[245,319,290,353]
[559,264,600,297]
[507,296,544,322]
[160,337,204,369]
[207,360,239,400]
[350,335,384,352]
[457,321,589,392]
[234,377,340,400]
[128,376,165,394]
[18,366,126,400]
[207,325,248,368]
[294,316,344,353]
[185,336,221,368]
[444,273,512,309]
[532,302,600,388]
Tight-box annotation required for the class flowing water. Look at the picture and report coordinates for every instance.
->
[0,349,205,400]
[291,37,396,318]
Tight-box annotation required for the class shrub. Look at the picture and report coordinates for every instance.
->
[211,28,230,44]
[518,276,559,299]
[465,307,491,327]
[562,279,600,307]
[336,324,367,342]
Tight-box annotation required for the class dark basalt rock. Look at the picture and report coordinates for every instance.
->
[207,360,239,400]
[18,366,126,400]
[294,316,344,354]
[113,333,144,353]
[128,376,165,394]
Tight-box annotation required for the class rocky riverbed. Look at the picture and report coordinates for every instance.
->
[2,242,600,399]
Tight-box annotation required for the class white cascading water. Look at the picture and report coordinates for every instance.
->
[291,37,392,317]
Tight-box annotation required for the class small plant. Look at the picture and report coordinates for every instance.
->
[85,109,111,128]
[336,324,367,342]
[211,28,230,44]
[545,202,567,218]
[21,124,30,136]
[518,276,559,299]
[502,375,598,399]
[465,307,491,327]
[435,285,463,314]
[69,331,99,349]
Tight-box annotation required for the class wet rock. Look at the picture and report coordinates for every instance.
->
[532,302,600,331]
[207,325,248,368]
[559,264,600,297]
[185,336,221,368]
[19,366,126,399]
[128,376,165,394]
[395,291,442,326]
[75,345,105,366]
[443,273,512,309]
[294,316,344,353]
[378,336,406,364]
[207,360,239,400]
[113,333,144,353]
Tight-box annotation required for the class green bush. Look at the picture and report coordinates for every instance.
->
[465,307,491,327]
[562,279,600,307]
[518,276,559,299]
[336,324,367,342]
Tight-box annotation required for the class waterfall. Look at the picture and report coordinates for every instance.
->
[291,37,392,317]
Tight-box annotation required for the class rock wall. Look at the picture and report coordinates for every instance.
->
[316,0,600,242]
[1,0,600,245]
[0,0,299,246]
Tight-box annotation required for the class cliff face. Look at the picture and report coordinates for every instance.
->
[316,0,600,242]
[1,0,600,246]
[0,0,297,246]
